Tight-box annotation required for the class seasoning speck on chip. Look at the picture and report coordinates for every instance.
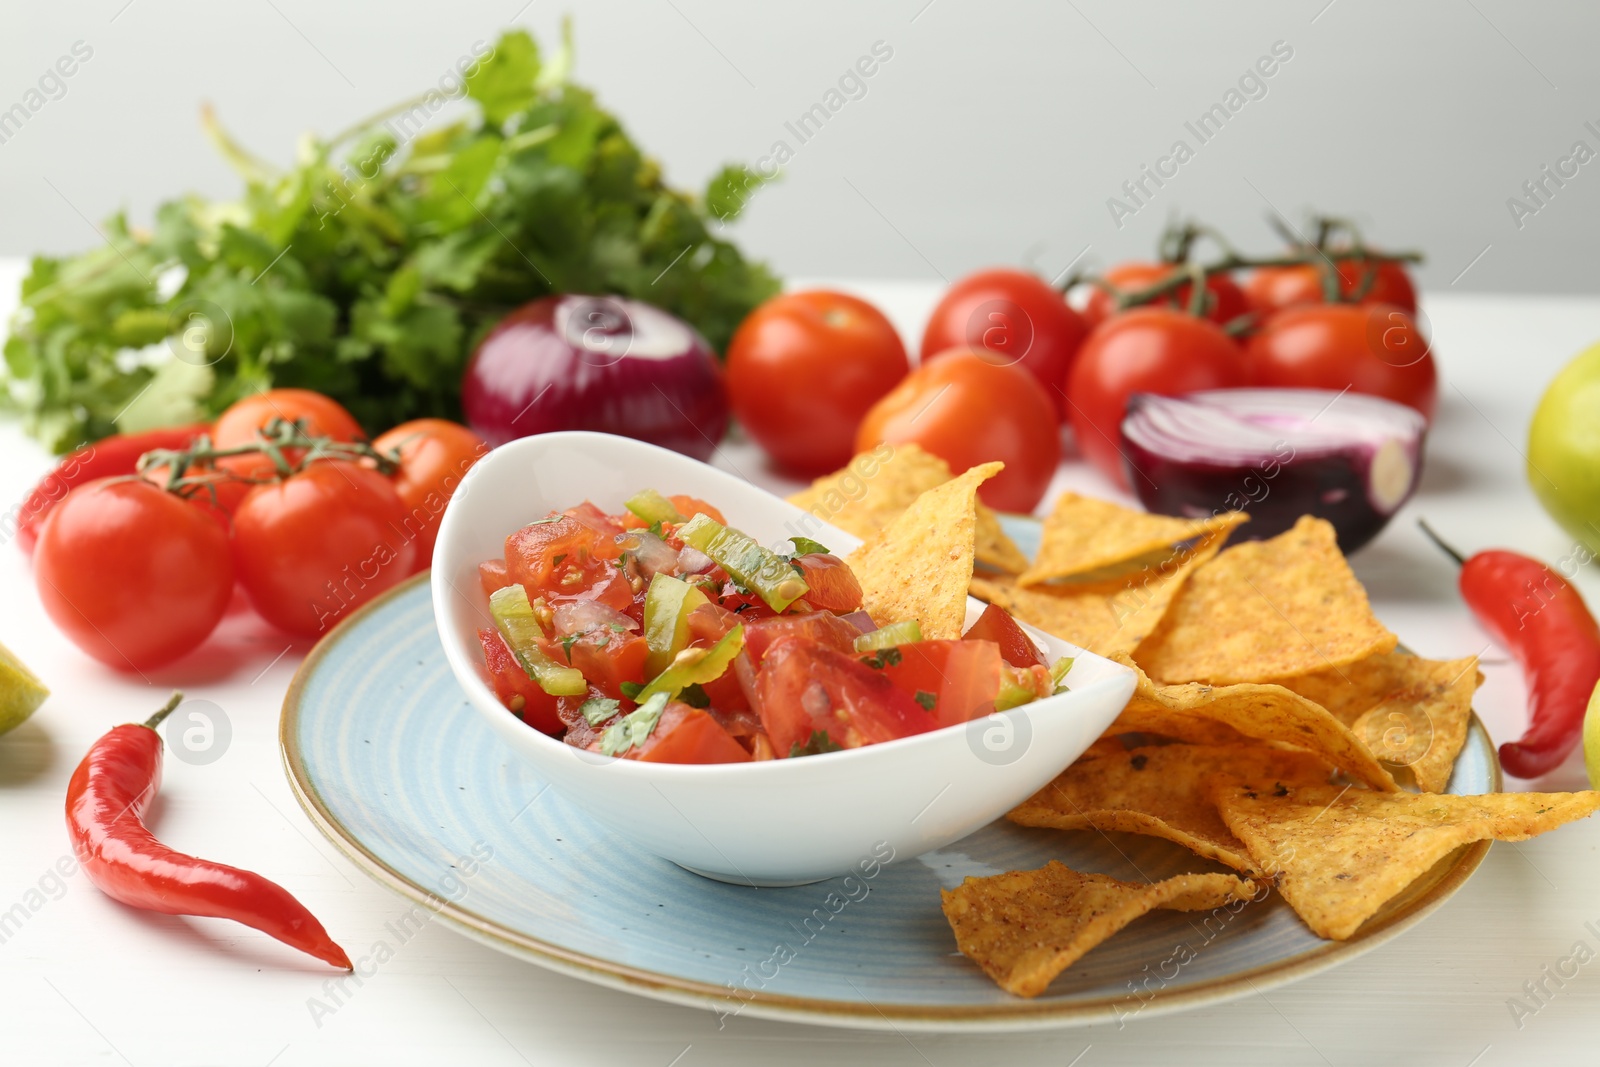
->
[942,861,1258,997]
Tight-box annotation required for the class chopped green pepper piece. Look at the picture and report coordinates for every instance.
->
[642,573,711,677]
[635,623,745,703]
[599,692,669,756]
[1050,656,1075,694]
[489,585,587,697]
[624,489,687,526]
[853,620,923,652]
[788,536,831,556]
[677,514,809,612]
[994,667,1038,712]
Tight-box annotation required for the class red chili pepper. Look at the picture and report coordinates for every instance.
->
[1420,521,1600,779]
[66,692,352,969]
[15,424,210,553]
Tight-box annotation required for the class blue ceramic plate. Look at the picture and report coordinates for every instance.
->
[280,520,1498,1032]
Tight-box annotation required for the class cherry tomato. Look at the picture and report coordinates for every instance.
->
[726,291,910,476]
[856,349,1062,513]
[920,268,1088,422]
[35,478,233,670]
[753,637,937,754]
[372,418,488,568]
[963,602,1047,669]
[232,460,417,638]
[1081,262,1250,329]
[1242,303,1438,421]
[1245,256,1417,316]
[478,627,563,734]
[23,424,210,553]
[211,389,366,501]
[875,639,1002,730]
[1067,308,1245,488]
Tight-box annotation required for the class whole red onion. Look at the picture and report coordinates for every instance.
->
[462,295,730,461]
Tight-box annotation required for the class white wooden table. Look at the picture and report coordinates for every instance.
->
[3,265,1599,1065]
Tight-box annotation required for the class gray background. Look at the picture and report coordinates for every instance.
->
[2,0,1596,293]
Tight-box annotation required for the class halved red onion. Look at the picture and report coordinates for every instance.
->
[462,294,729,460]
[1120,388,1427,552]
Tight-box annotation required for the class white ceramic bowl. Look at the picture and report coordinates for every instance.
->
[432,432,1135,885]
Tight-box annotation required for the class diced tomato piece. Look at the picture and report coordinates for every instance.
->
[549,561,636,612]
[618,495,727,530]
[478,559,514,596]
[754,637,938,755]
[686,602,742,646]
[505,515,606,590]
[790,554,862,613]
[714,584,782,620]
[563,502,626,559]
[562,630,649,700]
[477,628,562,735]
[630,703,752,764]
[743,612,861,665]
[873,639,1003,729]
[963,602,1048,669]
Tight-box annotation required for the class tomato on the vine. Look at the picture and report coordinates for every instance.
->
[856,348,1061,513]
[920,268,1088,422]
[372,418,488,567]
[210,389,366,509]
[35,478,234,670]
[1242,303,1438,421]
[726,291,910,476]
[231,460,416,638]
[1067,308,1246,488]
[1081,262,1250,329]
[1245,256,1417,316]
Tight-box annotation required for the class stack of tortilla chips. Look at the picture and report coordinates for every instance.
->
[791,454,1600,999]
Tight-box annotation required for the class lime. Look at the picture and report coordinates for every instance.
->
[1528,341,1600,555]
[1585,679,1600,788]
[0,640,48,735]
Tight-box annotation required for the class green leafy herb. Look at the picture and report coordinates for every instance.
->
[578,695,620,726]
[914,690,937,712]
[788,537,831,556]
[788,729,843,758]
[619,681,644,700]
[3,25,780,453]
[559,633,580,659]
[598,692,668,756]
[678,682,710,708]
[552,554,567,567]
[860,646,904,670]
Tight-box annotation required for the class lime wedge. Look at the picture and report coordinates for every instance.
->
[0,640,48,735]
[1583,679,1600,788]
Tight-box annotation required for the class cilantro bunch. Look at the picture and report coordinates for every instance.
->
[3,26,779,452]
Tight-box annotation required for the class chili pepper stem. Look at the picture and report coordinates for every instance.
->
[143,691,185,730]
[1416,519,1467,567]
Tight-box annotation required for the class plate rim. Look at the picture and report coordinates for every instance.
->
[280,570,1500,1032]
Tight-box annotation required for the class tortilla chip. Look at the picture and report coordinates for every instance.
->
[1278,652,1482,793]
[1008,744,1334,874]
[1018,492,1247,587]
[1110,657,1399,791]
[1211,780,1600,940]
[1135,515,1397,685]
[787,443,1029,573]
[969,528,1229,658]
[942,861,1258,997]
[847,462,1001,640]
